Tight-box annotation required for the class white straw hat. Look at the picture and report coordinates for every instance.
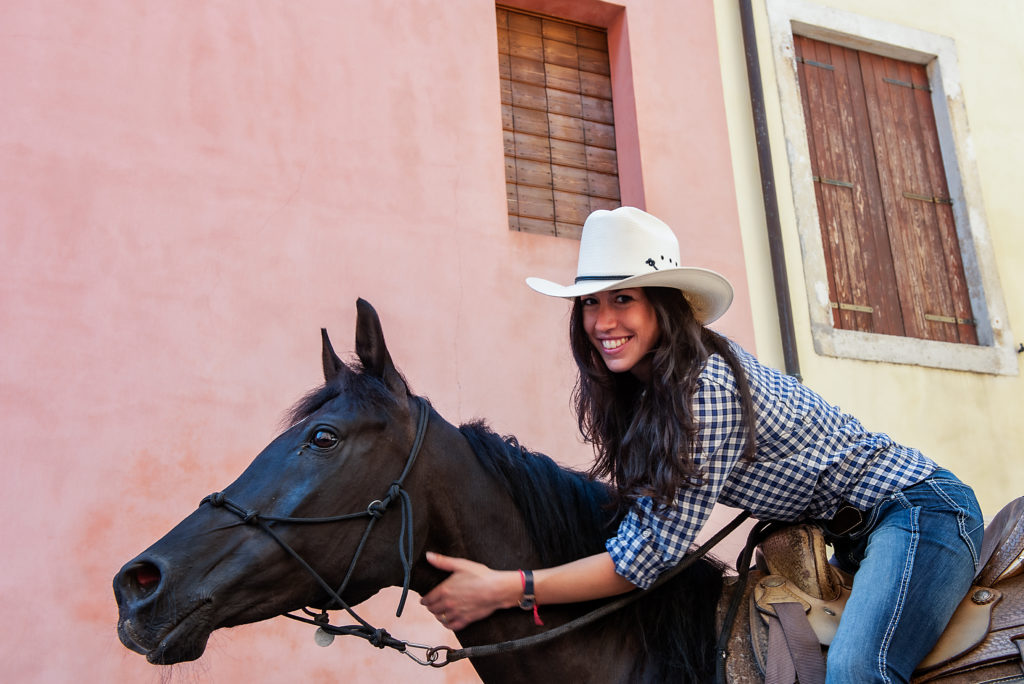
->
[526,206,734,324]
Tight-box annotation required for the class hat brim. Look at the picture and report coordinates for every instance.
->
[525,267,734,324]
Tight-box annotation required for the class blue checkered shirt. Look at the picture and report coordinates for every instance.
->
[605,343,937,589]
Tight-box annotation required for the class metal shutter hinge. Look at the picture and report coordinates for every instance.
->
[924,313,976,326]
[903,191,953,205]
[831,302,874,314]
[797,56,835,71]
[883,77,931,92]
[813,176,854,189]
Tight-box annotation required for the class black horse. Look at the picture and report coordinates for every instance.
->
[114,299,726,683]
[114,299,1024,682]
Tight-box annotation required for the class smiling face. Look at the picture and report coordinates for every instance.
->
[581,288,661,380]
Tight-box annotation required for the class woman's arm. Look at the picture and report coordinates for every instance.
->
[419,550,636,631]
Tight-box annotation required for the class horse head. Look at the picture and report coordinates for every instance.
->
[113,299,434,664]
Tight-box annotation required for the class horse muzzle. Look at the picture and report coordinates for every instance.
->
[113,555,215,664]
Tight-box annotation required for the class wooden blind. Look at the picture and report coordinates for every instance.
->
[497,6,621,239]
[795,35,977,344]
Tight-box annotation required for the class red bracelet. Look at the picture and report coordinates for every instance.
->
[518,569,543,626]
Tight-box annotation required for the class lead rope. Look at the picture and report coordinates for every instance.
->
[714,519,775,684]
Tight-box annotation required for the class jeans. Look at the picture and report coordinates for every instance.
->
[825,469,984,684]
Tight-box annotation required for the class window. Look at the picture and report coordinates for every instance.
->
[497,6,621,239]
[765,0,1015,374]
[795,35,976,345]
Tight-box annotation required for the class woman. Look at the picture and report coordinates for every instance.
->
[421,206,983,682]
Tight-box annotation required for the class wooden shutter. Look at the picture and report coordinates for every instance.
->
[795,36,977,344]
[497,6,621,239]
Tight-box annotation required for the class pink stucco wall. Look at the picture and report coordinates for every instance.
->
[0,1,751,681]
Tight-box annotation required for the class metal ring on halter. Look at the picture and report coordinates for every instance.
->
[426,645,456,667]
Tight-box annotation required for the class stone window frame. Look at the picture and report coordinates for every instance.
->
[765,0,1016,374]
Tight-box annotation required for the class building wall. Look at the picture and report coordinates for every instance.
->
[0,1,750,681]
[714,0,1024,515]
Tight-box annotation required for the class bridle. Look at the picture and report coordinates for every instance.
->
[200,394,752,670]
[201,395,433,663]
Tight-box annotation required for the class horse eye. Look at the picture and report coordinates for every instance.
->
[310,429,339,450]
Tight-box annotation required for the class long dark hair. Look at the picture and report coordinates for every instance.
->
[570,287,756,506]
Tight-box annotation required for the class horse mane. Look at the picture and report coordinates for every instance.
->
[458,421,617,566]
[284,362,399,427]
[457,421,725,683]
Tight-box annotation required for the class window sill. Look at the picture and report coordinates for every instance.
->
[811,327,1019,376]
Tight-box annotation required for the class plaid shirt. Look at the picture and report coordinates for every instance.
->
[606,343,936,589]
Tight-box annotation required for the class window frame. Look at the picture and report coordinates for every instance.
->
[794,35,977,345]
[766,0,1016,374]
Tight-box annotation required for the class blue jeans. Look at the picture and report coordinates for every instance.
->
[825,469,983,684]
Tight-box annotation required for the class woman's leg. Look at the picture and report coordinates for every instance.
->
[825,472,983,684]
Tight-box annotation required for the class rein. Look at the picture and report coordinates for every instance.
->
[433,508,752,667]
[201,394,751,669]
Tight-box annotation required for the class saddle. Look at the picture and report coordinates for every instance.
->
[735,496,1024,684]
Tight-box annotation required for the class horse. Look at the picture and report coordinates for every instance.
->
[114,299,1024,683]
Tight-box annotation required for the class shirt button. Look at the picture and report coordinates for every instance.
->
[641,528,653,539]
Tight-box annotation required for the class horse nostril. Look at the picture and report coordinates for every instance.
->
[123,561,162,598]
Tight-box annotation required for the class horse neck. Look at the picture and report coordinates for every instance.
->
[408,415,644,683]
[412,415,542,576]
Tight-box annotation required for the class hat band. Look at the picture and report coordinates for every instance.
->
[574,275,631,284]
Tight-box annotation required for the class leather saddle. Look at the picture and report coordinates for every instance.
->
[740,496,1024,683]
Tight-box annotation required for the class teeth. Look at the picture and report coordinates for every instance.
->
[602,338,628,350]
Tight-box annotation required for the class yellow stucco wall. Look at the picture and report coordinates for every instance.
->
[714,0,1024,515]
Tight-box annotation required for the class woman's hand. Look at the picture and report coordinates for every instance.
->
[420,550,635,631]
[419,552,520,631]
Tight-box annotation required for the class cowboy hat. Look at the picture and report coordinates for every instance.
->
[525,206,734,324]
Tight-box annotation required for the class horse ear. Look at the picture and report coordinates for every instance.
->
[354,298,407,395]
[321,328,349,383]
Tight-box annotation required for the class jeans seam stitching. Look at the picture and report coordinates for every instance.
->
[877,506,918,684]
[927,480,981,569]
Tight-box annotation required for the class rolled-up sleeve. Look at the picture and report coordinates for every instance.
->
[605,483,721,589]
[605,372,747,589]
